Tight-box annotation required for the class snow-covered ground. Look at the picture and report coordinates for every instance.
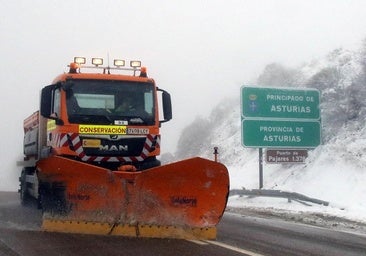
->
[227,124,366,224]
[172,44,366,231]
[213,123,365,238]
[172,101,366,233]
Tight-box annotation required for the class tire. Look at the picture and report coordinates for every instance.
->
[19,168,31,206]
[37,183,47,210]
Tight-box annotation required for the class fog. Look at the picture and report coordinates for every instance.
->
[1,0,366,191]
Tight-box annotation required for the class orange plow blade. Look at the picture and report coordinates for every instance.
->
[37,156,229,239]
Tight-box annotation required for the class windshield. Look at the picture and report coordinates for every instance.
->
[65,79,155,125]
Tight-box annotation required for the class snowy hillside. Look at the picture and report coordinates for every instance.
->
[170,42,366,223]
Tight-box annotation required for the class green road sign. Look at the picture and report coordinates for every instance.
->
[241,87,320,120]
[242,119,321,148]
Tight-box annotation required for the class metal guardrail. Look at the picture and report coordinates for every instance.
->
[230,189,329,206]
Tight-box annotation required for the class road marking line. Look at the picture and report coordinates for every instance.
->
[205,240,265,256]
[186,239,209,245]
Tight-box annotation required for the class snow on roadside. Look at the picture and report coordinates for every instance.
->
[227,125,366,224]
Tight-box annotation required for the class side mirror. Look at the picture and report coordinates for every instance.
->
[157,88,172,124]
[40,84,54,118]
[40,83,63,125]
[162,91,172,122]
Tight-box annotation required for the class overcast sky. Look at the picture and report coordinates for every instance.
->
[1,0,366,190]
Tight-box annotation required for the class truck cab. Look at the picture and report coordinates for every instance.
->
[40,57,172,171]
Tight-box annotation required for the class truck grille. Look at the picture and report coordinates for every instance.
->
[81,136,146,157]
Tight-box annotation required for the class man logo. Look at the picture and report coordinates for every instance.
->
[99,144,128,152]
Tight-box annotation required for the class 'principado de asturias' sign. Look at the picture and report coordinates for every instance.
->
[242,87,320,120]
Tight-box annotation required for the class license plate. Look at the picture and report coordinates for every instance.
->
[82,139,101,148]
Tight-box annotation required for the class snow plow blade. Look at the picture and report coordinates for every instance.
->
[37,156,229,239]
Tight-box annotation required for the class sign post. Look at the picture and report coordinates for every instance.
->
[241,86,321,189]
[259,148,263,189]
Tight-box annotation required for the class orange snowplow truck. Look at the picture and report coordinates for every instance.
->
[20,57,229,239]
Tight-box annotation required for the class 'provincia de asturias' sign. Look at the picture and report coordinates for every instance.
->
[242,119,321,148]
[241,86,321,148]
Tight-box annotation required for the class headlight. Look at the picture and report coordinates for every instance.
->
[74,57,86,64]
[92,58,103,66]
[130,60,141,68]
[114,59,125,67]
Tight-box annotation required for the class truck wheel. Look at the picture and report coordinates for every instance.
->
[19,168,30,206]
[37,183,47,210]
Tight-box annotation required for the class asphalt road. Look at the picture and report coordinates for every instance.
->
[218,212,366,256]
[1,191,366,256]
[0,192,249,256]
